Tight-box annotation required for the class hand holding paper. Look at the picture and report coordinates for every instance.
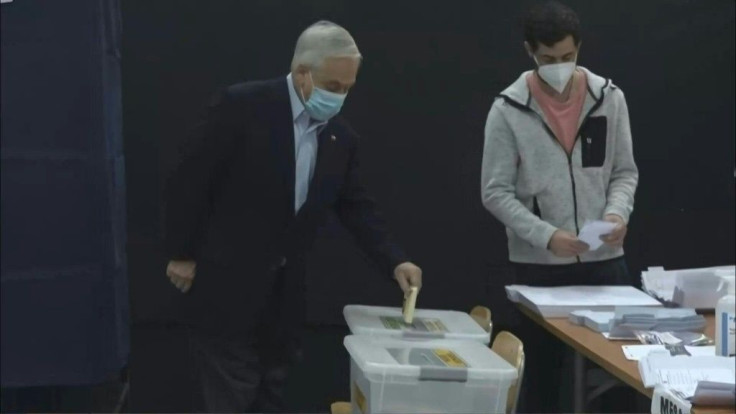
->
[578,220,618,251]
[601,214,627,247]
[548,230,589,257]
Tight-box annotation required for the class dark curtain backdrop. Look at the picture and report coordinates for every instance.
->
[121,0,735,411]
[1,0,128,389]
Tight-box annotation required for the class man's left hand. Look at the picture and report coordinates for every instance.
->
[601,214,627,247]
[394,262,422,294]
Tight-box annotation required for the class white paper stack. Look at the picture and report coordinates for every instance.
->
[607,307,706,339]
[505,285,662,318]
[641,265,735,308]
[569,310,616,332]
[638,354,736,398]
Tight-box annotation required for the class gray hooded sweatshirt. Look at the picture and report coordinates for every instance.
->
[481,67,638,265]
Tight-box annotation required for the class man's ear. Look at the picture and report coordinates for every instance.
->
[294,64,309,79]
[524,41,534,58]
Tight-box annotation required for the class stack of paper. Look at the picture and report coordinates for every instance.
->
[638,354,736,398]
[608,307,706,339]
[641,265,735,307]
[505,285,661,318]
[569,310,616,332]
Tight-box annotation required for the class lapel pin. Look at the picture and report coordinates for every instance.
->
[331,135,337,142]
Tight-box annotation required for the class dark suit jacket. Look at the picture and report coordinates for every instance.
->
[165,77,408,332]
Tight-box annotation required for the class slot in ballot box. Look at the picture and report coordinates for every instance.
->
[344,305,490,344]
[344,335,517,414]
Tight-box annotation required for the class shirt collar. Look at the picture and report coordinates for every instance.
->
[286,73,307,122]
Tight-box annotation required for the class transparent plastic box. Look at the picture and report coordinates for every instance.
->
[344,335,517,414]
[344,305,490,344]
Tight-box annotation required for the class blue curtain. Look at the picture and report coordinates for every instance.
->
[1,0,128,387]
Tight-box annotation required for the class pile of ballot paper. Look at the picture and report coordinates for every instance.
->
[607,307,706,339]
[641,265,735,308]
[640,354,736,407]
[568,307,706,337]
[505,285,661,318]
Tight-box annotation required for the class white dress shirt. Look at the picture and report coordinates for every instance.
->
[286,74,327,213]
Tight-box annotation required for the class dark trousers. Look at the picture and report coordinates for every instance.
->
[188,265,302,413]
[513,257,631,413]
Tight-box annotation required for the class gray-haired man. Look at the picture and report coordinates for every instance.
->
[165,21,422,412]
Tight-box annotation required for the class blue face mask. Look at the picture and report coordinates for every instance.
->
[300,72,347,122]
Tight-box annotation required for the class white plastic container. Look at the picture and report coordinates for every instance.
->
[344,305,491,344]
[344,335,517,414]
[715,276,735,357]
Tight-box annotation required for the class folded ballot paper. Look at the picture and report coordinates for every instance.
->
[577,220,617,251]
[607,307,706,339]
[506,285,661,318]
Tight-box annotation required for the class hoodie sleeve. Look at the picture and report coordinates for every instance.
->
[603,89,639,223]
[481,101,559,249]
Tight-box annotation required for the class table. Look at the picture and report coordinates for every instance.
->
[517,305,733,414]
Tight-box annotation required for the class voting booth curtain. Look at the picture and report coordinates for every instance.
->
[0,0,129,386]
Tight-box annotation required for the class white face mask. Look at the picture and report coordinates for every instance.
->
[534,56,577,94]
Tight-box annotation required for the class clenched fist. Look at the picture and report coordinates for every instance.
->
[166,260,196,293]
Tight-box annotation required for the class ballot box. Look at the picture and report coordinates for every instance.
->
[344,335,517,414]
[343,305,490,344]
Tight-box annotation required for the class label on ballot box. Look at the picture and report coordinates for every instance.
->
[386,347,469,368]
[380,316,448,333]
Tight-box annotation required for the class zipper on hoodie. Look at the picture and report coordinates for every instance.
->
[527,108,583,263]
[500,83,607,262]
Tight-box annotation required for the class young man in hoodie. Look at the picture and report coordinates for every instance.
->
[481,1,638,411]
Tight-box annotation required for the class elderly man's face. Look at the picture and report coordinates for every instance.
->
[296,56,359,101]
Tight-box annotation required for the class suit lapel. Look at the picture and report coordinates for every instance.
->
[269,79,296,216]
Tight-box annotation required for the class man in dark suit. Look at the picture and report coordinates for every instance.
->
[164,20,422,413]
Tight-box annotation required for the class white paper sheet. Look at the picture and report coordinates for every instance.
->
[641,265,735,304]
[638,355,736,397]
[656,368,734,397]
[506,285,661,317]
[622,345,716,361]
[578,220,617,251]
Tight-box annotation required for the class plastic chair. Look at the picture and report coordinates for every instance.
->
[469,305,493,335]
[330,401,351,414]
[491,331,525,414]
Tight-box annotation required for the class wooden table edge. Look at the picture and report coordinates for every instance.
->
[515,304,734,414]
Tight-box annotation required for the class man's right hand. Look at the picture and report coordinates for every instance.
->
[166,260,196,293]
[548,230,589,257]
